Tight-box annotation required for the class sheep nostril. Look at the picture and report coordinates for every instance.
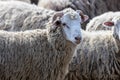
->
[75,37,81,40]
[75,37,81,44]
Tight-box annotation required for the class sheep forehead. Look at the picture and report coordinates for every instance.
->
[68,12,80,19]
[69,12,79,20]
[62,12,81,23]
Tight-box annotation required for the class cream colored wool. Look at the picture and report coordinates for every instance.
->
[0,20,77,80]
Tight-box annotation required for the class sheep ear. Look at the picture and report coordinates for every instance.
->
[52,12,64,23]
[51,12,63,31]
[53,19,62,26]
[50,19,62,32]
[76,10,89,23]
[103,21,114,27]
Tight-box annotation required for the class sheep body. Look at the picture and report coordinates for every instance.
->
[86,12,120,31]
[64,30,120,80]
[0,22,76,80]
[0,7,83,80]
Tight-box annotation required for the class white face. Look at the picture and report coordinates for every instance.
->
[61,12,82,45]
[113,19,120,40]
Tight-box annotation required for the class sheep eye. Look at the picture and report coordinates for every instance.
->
[63,23,70,28]
[62,23,66,26]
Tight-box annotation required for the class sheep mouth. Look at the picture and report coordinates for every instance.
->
[71,40,81,45]
[75,40,81,44]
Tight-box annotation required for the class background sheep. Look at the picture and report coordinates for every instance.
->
[38,0,120,29]
[86,11,120,31]
[38,0,120,19]
[64,18,120,80]
[0,1,54,31]
[0,0,31,3]
[0,10,83,80]
[0,1,89,31]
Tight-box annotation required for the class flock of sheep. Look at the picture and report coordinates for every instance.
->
[0,0,120,80]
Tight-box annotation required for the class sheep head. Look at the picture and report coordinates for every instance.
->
[49,10,83,45]
[103,18,120,41]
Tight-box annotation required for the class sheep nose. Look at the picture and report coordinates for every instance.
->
[75,37,81,44]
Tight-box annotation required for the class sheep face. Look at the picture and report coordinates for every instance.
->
[113,19,120,40]
[60,12,82,45]
[49,11,83,45]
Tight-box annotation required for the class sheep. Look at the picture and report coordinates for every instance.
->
[0,1,89,31]
[38,0,120,19]
[0,10,83,80]
[86,11,120,31]
[64,17,120,80]
[0,0,30,3]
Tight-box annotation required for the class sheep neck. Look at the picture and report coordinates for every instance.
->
[47,26,76,63]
